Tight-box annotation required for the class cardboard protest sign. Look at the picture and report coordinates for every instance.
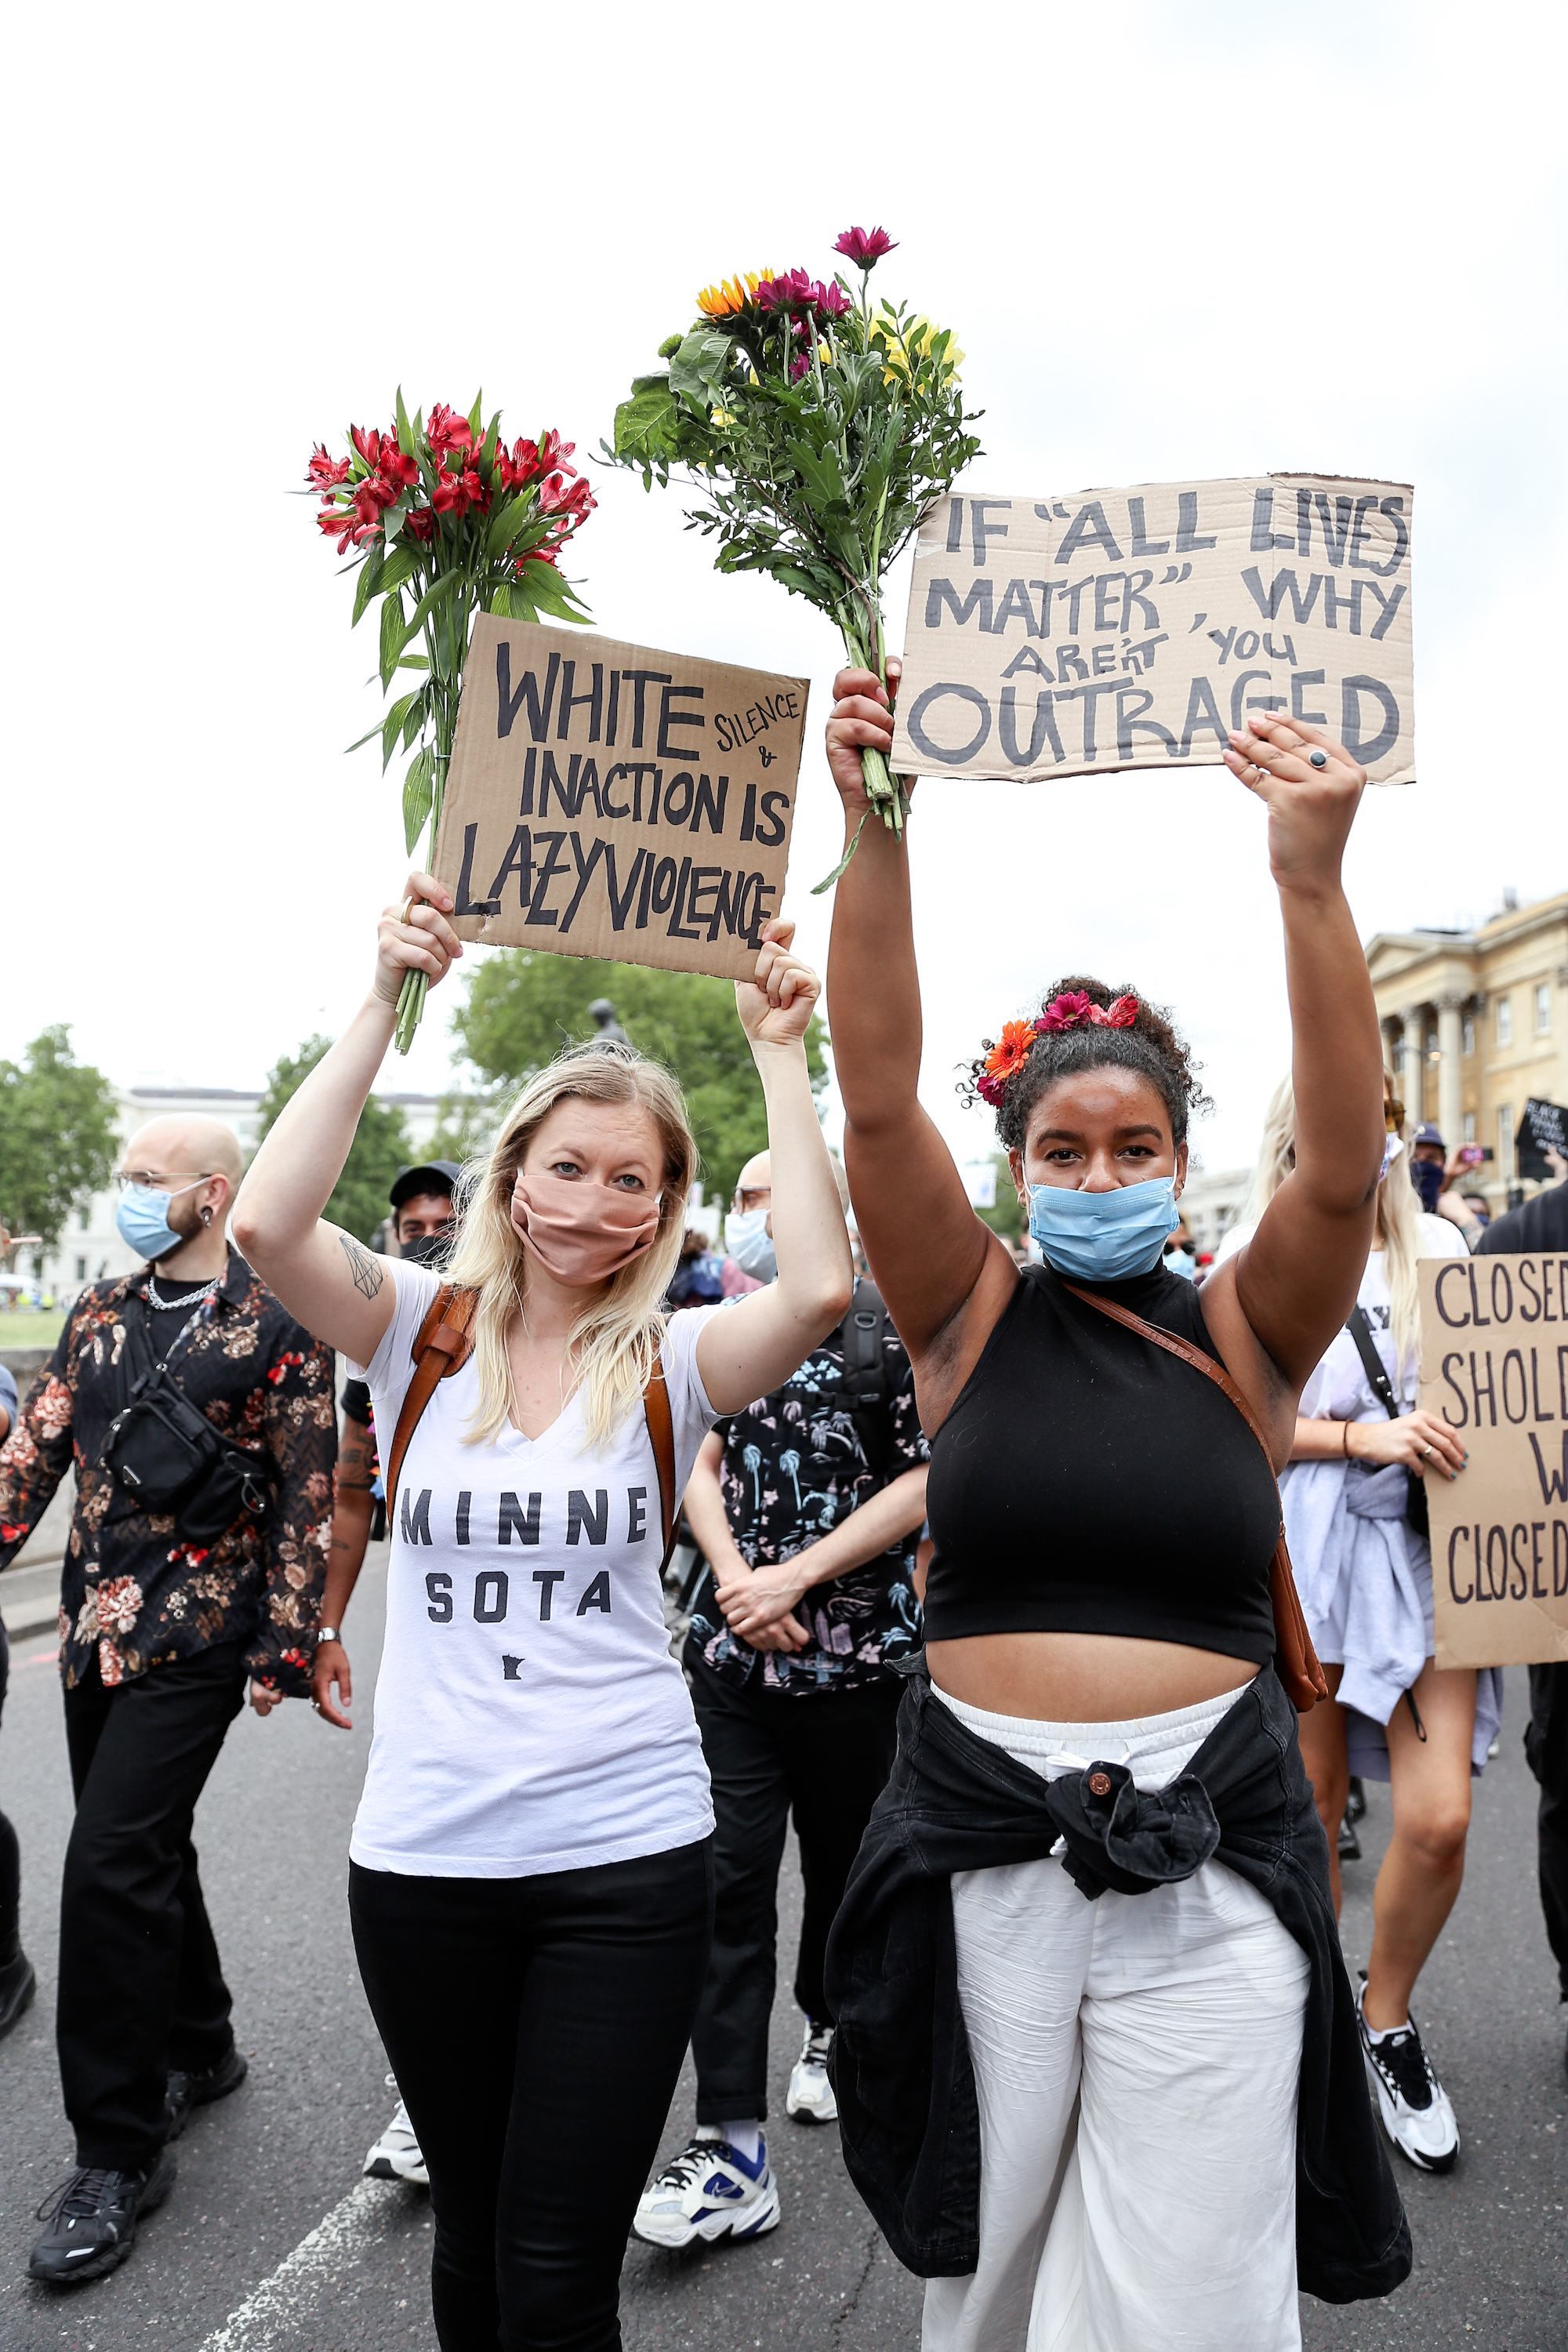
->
[1518,1100,1568,1184]
[890,476,1414,787]
[1421,1256,1568,1668]
[431,617,809,981]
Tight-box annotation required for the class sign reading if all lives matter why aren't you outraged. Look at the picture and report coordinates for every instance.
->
[890,475,1414,786]
[1421,1256,1568,1669]
[431,616,809,981]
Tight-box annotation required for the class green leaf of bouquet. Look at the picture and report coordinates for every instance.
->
[612,382,685,470]
[485,495,532,557]
[490,583,513,619]
[345,721,384,754]
[378,544,420,597]
[379,591,406,690]
[395,387,416,461]
[669,328,735,409]
[403,747,434,854]
[382,689,420,772]
[466,390,484,441]
[350,546,383,627]
[401,689,428,753]
[398,571,457,655]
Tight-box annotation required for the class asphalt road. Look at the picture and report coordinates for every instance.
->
[1,1556,1566,2350]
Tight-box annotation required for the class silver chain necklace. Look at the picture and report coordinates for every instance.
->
[146,1272,220,1312]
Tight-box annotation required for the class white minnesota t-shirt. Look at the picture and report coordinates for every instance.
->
[349,1262,720,1878]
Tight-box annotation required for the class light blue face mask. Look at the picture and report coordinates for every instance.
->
[115,1178,207,1265]
[1025,1172,1181,1282]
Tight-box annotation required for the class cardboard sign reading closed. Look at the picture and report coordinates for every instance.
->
[431,617,809,981]
[1421,1255,1568,1668]
[891,475,1414,786]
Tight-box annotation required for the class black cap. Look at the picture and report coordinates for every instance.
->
[390,1160,462,1211]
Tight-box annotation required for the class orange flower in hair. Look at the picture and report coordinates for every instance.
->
[983,1021,1040,1085]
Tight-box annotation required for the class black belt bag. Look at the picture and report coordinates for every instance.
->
[102,1297,278,1545]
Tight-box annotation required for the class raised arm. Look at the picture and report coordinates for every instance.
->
[231,874,464,1362]
[1200,715,1385,1397]
[823,661,1014,1363]
[695,924,855,1414]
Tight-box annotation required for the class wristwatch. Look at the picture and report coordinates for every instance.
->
[317,1625,342,1644]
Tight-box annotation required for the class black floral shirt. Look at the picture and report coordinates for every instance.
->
[685,1293,927,1695]
[0,1250,336,1697]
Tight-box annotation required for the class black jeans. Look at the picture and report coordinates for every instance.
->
[687,1653,902,2125]
[1527,1664,1568,1996]
[60,1641,246,2168]
[350,1839,713,2352]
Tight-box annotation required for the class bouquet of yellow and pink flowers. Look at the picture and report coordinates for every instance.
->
[305,391,594,1048]
[609,229,982,885]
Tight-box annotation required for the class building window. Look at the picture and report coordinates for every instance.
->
[1391,1036,1405,1076]
[1462,1014,1475,1056]
[1497,996,1513,1048]
[1463,1112,1476,1144]
[79,1205,91,1232]
[1536,982,1552,1034]
[1498,1105,1513,1178]
[74,1256,87,1282]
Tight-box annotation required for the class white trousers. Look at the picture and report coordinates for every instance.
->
[923,1682,1310,2352]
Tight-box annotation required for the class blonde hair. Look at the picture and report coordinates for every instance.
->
[441,1046,698,1450]
[1248,1069,1422,1373]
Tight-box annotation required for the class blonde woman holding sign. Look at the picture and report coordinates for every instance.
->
[232,877,851,2352]
[818,665,1409,2349]
[1279,1075,1497,2176]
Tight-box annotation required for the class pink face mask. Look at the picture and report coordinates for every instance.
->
[510,1167,662,1287]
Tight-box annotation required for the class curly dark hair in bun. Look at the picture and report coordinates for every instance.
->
[960,976,1210,1150]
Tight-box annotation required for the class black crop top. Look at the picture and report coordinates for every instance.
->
[922,1263,1280,1664]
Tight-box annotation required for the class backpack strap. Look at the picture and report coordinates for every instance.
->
[642,1348,679,1574]
[839,1277,894,1480]
[386,1285,480,1517]
[1345,1305,1402,1421]
[1060,1280,1329,1713]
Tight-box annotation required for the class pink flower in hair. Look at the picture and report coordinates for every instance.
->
[1037,990,1097,1033]
[1089,994,1138,1028]
[976,1071,1007,1108]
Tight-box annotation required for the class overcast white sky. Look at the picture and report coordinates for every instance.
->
[6,0,1563,1178]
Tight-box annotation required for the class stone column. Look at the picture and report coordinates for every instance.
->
[1436,993,1465,1152]
[1403,1008,1426,1126]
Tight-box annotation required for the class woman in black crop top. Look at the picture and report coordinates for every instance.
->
[819,665,1401,2347]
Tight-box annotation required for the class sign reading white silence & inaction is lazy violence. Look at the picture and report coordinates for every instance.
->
[890,475,1414,786]
[431,616,809,981]
[1421,1255,1568,1669]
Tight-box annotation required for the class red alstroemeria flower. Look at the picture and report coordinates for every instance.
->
[833,225,898,269]
[535,428,576,477]
[404,506,437,543]
[983,1020,1040,1085]
[306,443,349,491]
[518,544,561,572]
[379,445,419,493]
[431,473,469,516]
[496,436,541,493]
[350,423,383,470]
[426,401,474,457]
[539,471,594,523]
[1092,994,1138,1028]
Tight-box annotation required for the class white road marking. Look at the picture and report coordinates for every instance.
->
[198,2176,411,2350]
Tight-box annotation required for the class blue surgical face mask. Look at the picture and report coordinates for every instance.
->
[724,1206,777,1282]
[115,1178,205,1265]
[1025,1172,1181,1282]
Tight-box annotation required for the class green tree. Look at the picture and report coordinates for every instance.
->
[975,1151,1022,1243]
[0,1026,120,1269]
[256,1037,412,1243]
[451,953,829,1211]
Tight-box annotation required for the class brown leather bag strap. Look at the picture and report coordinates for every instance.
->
[642,1348,679,1575]
[1060,1281,1328,1712]
[386,1284,480,1517]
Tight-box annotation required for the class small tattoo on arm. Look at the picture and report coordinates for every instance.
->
[339,1236,384,1300]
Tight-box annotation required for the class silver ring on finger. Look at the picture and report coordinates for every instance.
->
[1421,1442,1433,1458]
[1308,749,1328,768]
[1246,760,1265,782]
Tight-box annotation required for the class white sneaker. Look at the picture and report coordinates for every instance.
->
[633,2129,781,2248]
[364,2073,429,2186]
[786,2021,837,2124]
[1356,1980,1460,2173]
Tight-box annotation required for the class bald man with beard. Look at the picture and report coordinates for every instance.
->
[0,1116,336,2287]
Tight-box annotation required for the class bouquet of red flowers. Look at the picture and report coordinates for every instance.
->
[609,229,982,885]
[306,391,595,1049]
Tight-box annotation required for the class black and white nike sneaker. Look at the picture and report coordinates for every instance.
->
[1356,1977,1460,2172]
[28,2151,176,2284]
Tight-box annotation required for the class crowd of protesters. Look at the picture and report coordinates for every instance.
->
[0,677,1566,2350]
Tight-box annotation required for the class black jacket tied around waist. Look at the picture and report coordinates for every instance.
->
[822,1660,1411,2303]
